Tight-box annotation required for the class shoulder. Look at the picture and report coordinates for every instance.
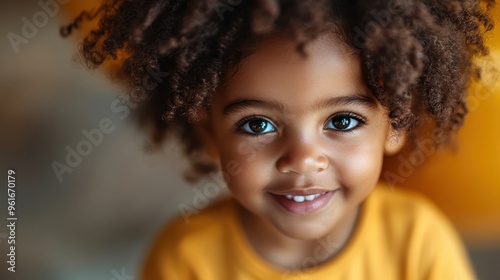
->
[365,183,475,279]
[140,197,236,279]
[368,183,450,229]
[154,197,235,251]
[363,183,463,258]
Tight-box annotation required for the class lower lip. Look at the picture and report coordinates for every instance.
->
[270,190,338,215]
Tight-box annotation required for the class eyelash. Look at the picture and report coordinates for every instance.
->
[234,114,276,137]
[324,112,367,134]
[234,112,367,136]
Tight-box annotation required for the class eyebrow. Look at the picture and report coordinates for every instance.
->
[223,94,378,115]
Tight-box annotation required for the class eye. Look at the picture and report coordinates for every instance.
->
[324,114,363,131]
[238,117,276,135]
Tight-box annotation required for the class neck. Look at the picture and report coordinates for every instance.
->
[236,203,361,270]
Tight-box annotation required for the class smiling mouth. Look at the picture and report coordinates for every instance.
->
[283,193,325,202]
[269,189,339,214]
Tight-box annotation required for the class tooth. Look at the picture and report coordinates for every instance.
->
[305,195,316,201]
[314,194,321,198]
[293,196,305,202]
[285,195,293,199]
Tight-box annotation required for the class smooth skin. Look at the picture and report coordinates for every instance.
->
[197,31,405,269]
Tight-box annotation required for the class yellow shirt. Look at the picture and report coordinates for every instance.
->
[141,184,476,279]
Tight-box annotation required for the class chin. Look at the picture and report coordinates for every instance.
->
[274,220,336,241]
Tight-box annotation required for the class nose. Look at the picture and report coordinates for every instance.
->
[276,138,329,175]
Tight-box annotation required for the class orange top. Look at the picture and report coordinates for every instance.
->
[141,184,475,280]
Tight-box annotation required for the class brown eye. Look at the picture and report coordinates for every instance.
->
[239,118,276,134]
[325,114,361,131]
[334,117,350,129]
[249,120,268,133]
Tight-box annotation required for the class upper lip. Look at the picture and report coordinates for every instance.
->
[269,187,337,196]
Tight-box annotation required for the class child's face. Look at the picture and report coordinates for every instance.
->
[200,32,404,240]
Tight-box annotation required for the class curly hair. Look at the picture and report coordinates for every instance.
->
[62,0,496,181]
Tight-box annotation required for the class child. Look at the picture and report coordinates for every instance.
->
[63,0,496,279]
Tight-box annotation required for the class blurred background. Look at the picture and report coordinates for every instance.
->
[0,1,498,279]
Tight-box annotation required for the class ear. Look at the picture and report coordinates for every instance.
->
[384,126,406,156]
[194,110,220,160]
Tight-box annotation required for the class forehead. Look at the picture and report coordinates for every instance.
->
[217,32,372,108]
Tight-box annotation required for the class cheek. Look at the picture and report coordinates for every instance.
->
[331,136,386,190]
[217,137,275,194]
